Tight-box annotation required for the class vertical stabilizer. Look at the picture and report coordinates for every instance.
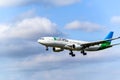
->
[104,31,114,42]
[100,31,114,49]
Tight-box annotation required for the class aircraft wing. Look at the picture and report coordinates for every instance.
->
[80,36,120,47]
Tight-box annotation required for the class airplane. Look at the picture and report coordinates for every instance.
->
[38,31,120,57]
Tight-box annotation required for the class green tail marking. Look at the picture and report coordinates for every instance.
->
[99,41,111,50]
[99,31,113,50]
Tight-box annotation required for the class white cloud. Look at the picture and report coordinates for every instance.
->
[18,54,68,69]
[1,51,120,80]
[111,16,120,24]
[0,0,23,7]
[0,0,80,7]
[0,17,62,40]
[47,0,80,6]
[0,16,63,57]
[9,48,120,80]
[15,49,117,71]
[65,20,103,32]
[15,9,36,21]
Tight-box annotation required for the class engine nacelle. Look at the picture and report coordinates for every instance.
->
[53,47,64,52]
[64,44,82,50]
[73,44,82,49]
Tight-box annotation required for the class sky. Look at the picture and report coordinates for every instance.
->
[0,0,120,80]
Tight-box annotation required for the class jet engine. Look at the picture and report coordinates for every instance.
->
[53,47,64,52]
[72,44,82,49]
[64,44,82,50]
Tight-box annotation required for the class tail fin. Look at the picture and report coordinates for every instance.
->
[104,31,114,42]
[105,31,114,39]
[100,31,114,49]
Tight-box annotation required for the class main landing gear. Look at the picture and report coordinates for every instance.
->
[69,50,75,57]
[69,50,87,57]
[81,50,87,56]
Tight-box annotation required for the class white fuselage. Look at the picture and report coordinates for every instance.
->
[38,37,101,51]
[37,32,120,57]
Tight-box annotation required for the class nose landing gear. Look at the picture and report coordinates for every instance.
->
[46,46,48,51]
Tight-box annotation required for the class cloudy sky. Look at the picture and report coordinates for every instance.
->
[0,0,120,80]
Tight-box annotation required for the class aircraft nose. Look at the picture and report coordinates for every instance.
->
[37,39,45,44]
[38,39,42,43]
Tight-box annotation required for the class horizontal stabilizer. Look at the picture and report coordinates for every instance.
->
[111,43,120,46]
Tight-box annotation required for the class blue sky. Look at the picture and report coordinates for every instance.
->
[0,0,120,80]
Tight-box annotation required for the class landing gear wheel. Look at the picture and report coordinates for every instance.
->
[83,52,87,56]
[69,53,72,55]
[71,54,75,57]
[46,46,48,51]
[81,50,87,56]
[69,51,75,57]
